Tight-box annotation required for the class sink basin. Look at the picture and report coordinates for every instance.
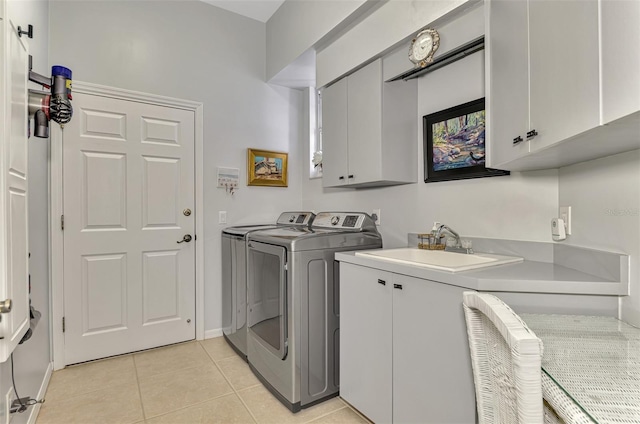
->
[355,248,523,272]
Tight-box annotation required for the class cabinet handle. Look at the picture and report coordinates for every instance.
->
[338,176,345,180]
[526,129,539,139]
[393,284,403,290]
[377,279,386,286]
[348,175,354,179]
[512,136,524,145]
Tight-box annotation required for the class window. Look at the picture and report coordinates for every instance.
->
[309,88,322,179]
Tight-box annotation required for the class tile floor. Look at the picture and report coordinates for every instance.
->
[36,338,370,424]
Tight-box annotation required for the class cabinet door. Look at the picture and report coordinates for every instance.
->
[321,79,348,187]
[528,0,599,152]
[347,60,382,185]
[0,16,30,362]
[340,263,392,424]
[392,277,476,424]
[485,0,530,168]
[601,0,640,124]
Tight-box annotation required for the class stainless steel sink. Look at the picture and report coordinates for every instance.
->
[355,248,523,272]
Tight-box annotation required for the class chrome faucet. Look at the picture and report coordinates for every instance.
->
[433,223,473,254]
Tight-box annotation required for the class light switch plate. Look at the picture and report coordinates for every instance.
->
[219,211,227,224]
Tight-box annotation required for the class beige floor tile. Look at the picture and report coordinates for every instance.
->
[138,363,233,418]
[145,393,255,424]
[200,337,237,361]
[134,341,212,379]
[307,407,370,424]
[36,382,143,424]
[44,355,137,402]
[238,385,345,424]
[216,355,261,391]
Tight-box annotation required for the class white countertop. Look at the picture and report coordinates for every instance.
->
[336,250,627,296]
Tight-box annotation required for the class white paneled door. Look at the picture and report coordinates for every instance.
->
[63,93,195,365]
[0,14,31,362]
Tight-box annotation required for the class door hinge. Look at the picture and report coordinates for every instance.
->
[61,214,64,230]
[62,317,65,333]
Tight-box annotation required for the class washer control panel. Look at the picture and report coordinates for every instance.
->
[312,212,368,230]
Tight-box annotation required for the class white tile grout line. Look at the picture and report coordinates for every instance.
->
[199,341,259,424]
[41,357,141,406]
[131,353,147,422]
[198,340,350,424]
[43,340,363,424]
[301,403,349,424]
[132,341,216,381]
[137,346,241,421]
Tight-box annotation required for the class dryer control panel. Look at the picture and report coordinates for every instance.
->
[276,212,314,226]
[312,212,374,231]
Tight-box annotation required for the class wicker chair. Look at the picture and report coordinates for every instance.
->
[463,291,544,423]
[463,292,595,424]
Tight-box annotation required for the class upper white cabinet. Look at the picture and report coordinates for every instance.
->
[321,59,417,188]
[528,0,600,153]
[0,0,31,362]
[487,0,640,171]
[601,0,640,124]
[321,78,349,186]
[485,0,529,166]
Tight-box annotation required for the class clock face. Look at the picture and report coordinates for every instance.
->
[409,28,440,67]
[412,34,433,60]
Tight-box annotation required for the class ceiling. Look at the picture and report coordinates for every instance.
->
[200,0,285,22]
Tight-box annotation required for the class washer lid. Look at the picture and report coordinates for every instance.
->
[222,224,279,237]
[222,211,316,236]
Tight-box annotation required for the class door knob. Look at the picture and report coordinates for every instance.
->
[177,234,192,244]
[0,299,12,313]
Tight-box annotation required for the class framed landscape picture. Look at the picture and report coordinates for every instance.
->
[423,98,509,183]
[247,149,288,187]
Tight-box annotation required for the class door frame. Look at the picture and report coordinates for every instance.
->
[50,81,205,370]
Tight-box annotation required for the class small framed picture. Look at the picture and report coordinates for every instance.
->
[423,98,509,183]
[247,149,288,187]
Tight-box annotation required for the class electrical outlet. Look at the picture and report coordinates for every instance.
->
[559,206,572,235]
[219,211,227,224]
[372,209,381,225]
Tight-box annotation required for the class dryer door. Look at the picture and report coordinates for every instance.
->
[247,241,288,360]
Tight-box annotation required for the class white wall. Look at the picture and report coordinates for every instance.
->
[1,1,51,422]
[304,50,559,248]
[266,0,367,81]
[559,151,640,326]
[316,0,473,87]
[49,0,304,333]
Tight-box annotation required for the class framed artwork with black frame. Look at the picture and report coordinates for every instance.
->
[423,98,509,183]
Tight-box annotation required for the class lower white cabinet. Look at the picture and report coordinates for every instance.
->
[340,263,476,423]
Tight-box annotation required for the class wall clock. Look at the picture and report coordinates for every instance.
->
[409,28,440,68]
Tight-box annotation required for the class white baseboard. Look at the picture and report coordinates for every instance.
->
[27,361,53,424]
[204,328,223,339]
